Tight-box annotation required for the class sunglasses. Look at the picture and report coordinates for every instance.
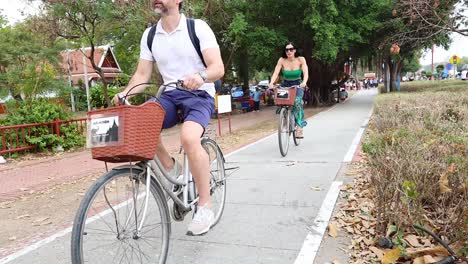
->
[285,48,296,52]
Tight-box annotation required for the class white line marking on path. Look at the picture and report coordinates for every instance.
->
[293,181,343,264]
[0,227,72,264]
[0,193,146,264]
[343,107,373,162]
[294,103,374,264]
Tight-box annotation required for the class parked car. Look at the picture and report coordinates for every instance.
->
[461,70,468,80]
[231,86,244,98]
[257,80,269,89]
[460,65,468,80]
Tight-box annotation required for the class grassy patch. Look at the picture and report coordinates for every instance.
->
[363,81,467,243]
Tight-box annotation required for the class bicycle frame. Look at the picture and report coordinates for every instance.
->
[116,81,231,230]
[278,105,296,133]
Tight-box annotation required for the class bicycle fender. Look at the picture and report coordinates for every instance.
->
[201,137,225,163]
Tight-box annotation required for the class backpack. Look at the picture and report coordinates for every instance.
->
[147,18,222,93]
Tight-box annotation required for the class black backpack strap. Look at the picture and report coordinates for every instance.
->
[147,24,157,53]
[186,18,207,68]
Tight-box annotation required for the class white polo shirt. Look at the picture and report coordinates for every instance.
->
[140,14,219,98]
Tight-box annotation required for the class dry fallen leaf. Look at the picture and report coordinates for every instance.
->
[363,237,374,246]
[332,260,342,264]
[438,171,452,194]
[369,246,384,260]
[381,248,401,264]
[404,234,422,247]
[412,257,425,264]
[328,223,338,237]
[406,246,449,258]
[344,226,354,234]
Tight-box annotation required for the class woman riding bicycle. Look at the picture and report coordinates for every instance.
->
[269,42,309,138]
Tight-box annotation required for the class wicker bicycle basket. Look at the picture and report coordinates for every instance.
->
[274,87,297,106]
[87,102,165,163]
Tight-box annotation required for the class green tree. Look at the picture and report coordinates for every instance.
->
[44,0,128,107]
[455,56,468,69]
[187,0,395,103]
[401,52,421,74]
[0,17,66,100]
[378,0,455,92]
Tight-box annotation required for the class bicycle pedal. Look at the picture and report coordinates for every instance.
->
[171,203,189,222]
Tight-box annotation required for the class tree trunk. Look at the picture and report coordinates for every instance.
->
[239,49,249,90]
[87,46,112,107]
[385,56,403,92]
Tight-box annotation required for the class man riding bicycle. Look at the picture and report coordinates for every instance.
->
[113,0,224,236]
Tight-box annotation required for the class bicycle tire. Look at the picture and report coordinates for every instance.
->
[71,167,171,264]
[291,110,301,146]
[278,107,290,157]
[201,138,227,227]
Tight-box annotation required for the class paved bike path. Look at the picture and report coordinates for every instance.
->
[3,89,377,264]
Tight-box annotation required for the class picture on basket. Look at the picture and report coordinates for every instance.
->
[276,89,290,99]
[87,115,121,148]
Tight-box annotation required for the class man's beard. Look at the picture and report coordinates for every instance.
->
[154,6,168,14]
[154,2,168,14]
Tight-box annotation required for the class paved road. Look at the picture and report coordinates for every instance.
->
[2,89,376,264]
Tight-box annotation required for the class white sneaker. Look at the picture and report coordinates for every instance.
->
[187,204,214,236]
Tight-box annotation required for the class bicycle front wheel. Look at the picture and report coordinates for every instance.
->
[71,167,171,264]
[278,107,290,157]
[291,110,301,146]
[201,138,227,227]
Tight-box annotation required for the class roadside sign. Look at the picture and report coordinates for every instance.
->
[216,95,232,136]
[364,73,376,79]
[217,95,232,114]
[449,55,459,64]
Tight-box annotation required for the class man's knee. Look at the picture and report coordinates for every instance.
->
[180,134,201,153]
[180,122,203,153]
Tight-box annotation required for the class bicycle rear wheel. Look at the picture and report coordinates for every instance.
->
[278,107,290,157]
[71,167,170,264]
[291,110,301,146]
[201,138,226,227]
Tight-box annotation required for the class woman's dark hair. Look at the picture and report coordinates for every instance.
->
[179,2,183,10]
[281,42,300,58]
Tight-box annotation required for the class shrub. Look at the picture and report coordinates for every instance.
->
[59,86,88,112]
[3,99,85,152]
[364,86,467,243]
[90,84,120,109]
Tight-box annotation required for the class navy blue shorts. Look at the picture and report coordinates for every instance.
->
[151,89,215,129]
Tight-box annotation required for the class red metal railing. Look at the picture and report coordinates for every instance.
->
[0,118,87,155]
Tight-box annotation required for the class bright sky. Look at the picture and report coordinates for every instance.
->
[420,33,468,65]
[0,0,42,25]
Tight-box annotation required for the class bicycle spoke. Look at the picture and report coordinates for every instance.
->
[72,168,169,264]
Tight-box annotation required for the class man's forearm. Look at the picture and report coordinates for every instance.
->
[205,62,224,82]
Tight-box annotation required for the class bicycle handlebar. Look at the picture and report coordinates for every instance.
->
[118,80,199,106]
[277,85,300,89]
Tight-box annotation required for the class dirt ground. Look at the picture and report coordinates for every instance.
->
[0,106,326,257]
